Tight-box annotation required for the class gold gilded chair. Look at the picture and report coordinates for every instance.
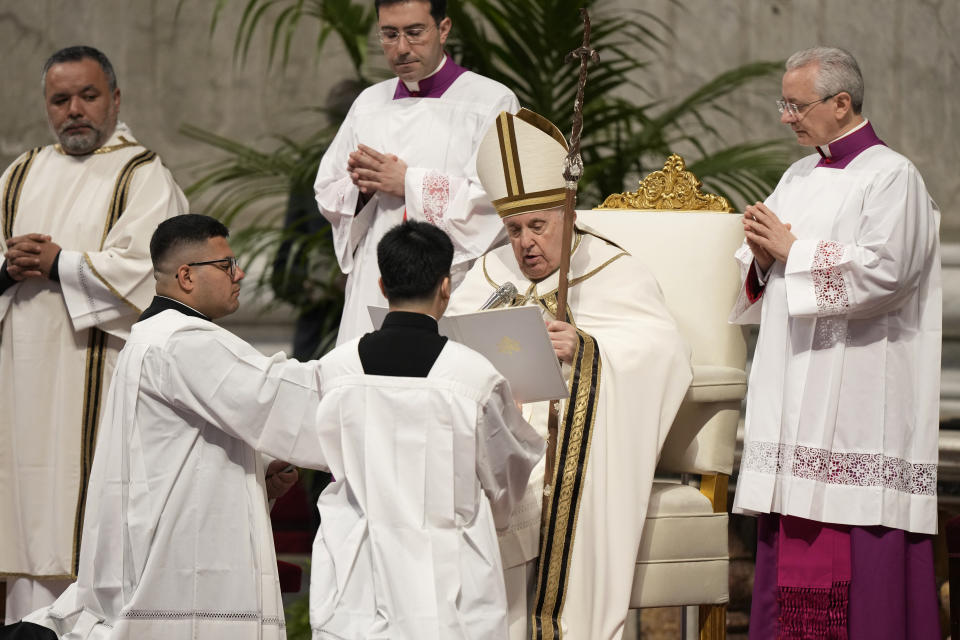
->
[577,155,747,640]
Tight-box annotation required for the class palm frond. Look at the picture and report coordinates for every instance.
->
[189,0,793,342]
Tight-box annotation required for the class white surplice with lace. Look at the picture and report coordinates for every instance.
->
[313,73,518,345]
[730,144,942,535]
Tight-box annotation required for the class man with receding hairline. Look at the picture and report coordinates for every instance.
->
[732,47,941,638]
[0,45,185,623]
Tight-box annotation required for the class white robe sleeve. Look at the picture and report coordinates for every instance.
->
[403,92,520,267]
[161,327,328,470]
[783,162,939,319]
[475,377,545,530]
[728,243,764,325]
[729,187,782,325]
[59,158,187,337]
[314,103,373,276]
[0,154,27,324]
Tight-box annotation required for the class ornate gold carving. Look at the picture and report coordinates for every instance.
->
[597,154,734,212]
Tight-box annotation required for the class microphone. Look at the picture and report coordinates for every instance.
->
[480,282,518,310]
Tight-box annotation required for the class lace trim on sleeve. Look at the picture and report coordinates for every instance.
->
[812,240,849,314]
[422,172,450,228]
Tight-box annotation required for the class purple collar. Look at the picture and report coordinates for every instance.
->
[815,120,885,169]
[392,54,468,100]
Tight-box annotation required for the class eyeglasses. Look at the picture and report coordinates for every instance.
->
[377,23,435,46]
[776,93,837,118]
[187,256,240,280]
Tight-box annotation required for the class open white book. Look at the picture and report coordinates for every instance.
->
[368,305,569,403]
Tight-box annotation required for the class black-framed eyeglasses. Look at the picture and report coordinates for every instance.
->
[377,23,435,46]
[776,93,838,118]
[187,256,239,279]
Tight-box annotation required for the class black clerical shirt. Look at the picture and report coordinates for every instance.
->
[138,296,210,322]
[358,311,447,377]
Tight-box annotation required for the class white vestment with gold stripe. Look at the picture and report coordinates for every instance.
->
[0,124,186,591]
[448,229,692,640]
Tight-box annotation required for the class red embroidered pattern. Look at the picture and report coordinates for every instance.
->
[741,441,937,496]
[811,241,849,314]
[422,172,450,227]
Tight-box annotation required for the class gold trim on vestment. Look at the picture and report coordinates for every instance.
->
[2,147,42,238]
[83,253,142,315]
[481,230,590,300]
[54,135,139,156]
[532,331,601,639]
[73,327,109,577]
[102,150,156,248]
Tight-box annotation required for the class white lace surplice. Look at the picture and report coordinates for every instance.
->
[313,73,519,345]
[730,145,942,535]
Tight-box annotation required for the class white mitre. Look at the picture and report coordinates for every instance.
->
[476,108,569,218]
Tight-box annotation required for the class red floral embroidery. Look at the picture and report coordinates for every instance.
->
[422,172,450,227]
[811,241,849,314]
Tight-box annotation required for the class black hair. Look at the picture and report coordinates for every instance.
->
[377,220,453,302]
[150,214,230,271]
[42,45,117,92]
[375,0,446,22]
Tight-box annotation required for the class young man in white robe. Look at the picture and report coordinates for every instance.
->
[732,47,941,639]
[309,220,544,639]
[13,214,326,640]
[313,0,519,345]
[446,110,693,640]
[0,46,187,623]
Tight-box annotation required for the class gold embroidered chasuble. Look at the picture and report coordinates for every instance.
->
[447,227,692,639]
[0,123,187,579]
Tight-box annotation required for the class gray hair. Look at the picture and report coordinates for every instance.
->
[41,46,118,94]
[785,47,864,114]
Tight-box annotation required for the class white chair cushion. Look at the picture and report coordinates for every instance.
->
[631,482,729,608]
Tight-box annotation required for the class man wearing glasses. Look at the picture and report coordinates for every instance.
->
[731,47,941,638]
[314,0,519,345]
[14,214,328,639]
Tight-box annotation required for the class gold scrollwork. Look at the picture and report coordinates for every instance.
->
[596,154,734,212]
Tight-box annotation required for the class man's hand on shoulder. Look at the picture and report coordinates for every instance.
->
[348,144,407,199]
[547,320,578,365]
[4,233,59,280]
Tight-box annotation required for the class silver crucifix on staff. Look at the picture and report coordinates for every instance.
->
[543,7,599,493]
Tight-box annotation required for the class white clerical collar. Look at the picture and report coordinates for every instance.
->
[402,56,447,92]
[157,295,208,319]
[819,118,869,158]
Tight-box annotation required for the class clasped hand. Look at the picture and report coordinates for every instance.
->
[4,233,61,280]
[742,202,795,271]
[347,144,407,199]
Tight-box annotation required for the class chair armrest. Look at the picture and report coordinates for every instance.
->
[685,365,747,403]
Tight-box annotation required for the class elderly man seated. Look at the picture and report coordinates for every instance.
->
[447,109,693,640]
